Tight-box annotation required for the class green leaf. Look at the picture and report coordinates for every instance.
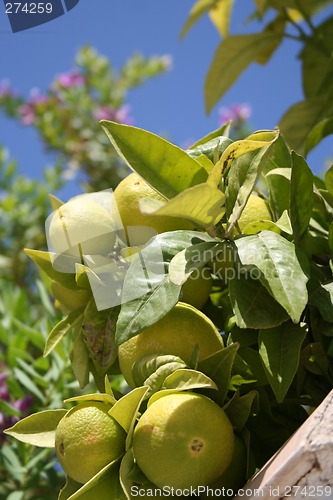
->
[169,240,221,286]
[140,183,225,229]
[180,0,218,39]
[198,343,239,404]
[229,270,289,329]
[308,264,333,322]
[266,168,291,220]
[301,16,333,99]
[48,193,63,211]
[205,32,281,113]
[44,310,83,357]
[209,0,234,38]
[290,152,314,240]
[259,322,307,403]
[64,393,116,406]
[66,459,124,500]
[24,249,77,289]
[4,409,67,447]
[235,232,309,323]
[119,449,136,500]
[162,368,218,391]
[58,476,82,500]
[301,342,329,376]
[101,121,207,199]
[224,391,258,431]
[116,231,212,344]
[209,130,278,189]
[224,132,279,232]
[305,117,333,155]
[70,329,90,389]
[12,367,45,402]
[108,386,148,450]
[132,354,187,398]
[325,164,333,197]
[189,124,231,149]
[187,136,233,163]
[279,97,331,154]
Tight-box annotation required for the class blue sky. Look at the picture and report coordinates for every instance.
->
[0,1,332,198]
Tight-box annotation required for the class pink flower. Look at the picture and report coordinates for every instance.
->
[94,105,133,125]
[19,89,47,125]
[56,70,85,89]
[219,103,252,126]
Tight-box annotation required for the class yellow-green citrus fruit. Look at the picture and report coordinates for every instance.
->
[51,281,91,314]
[113,173,193,246]
[237,194,272,234]
[48,199,116,257]
[118,302,224,388]
[180,266,213,309]
[133,392,234,490]
[202,435,247,497]
[55,402,126,484]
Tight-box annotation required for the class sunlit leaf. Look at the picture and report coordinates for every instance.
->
[4,409,67,447]
[140,183,225,229]
[101,121,207,199]
[235,231,308,322]
[205,33,281,113]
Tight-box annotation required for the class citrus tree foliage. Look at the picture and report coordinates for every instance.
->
[181,0,333,156]
[0,46,170,191]
[9,118,332,498]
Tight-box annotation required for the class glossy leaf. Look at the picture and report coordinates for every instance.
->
[259,323,307,402]
[205,32,281,114]
[187,136,233,163]
[101,121,207,199]
[162,368,218,391]
[209,130,278,189]
[224,391,258,431]
[119,449,136,500]
[266,168,291,220]
[169,240,221,286]
[235,231,308,323]
[229,271,289,329]
[4,409,67,447]
[132,354,187,395]
[116,231,213,344]
[225,132,279,232]
[109,386,148,450]
[70,329,90,389]
[44,309,83,357]
[64,393,116,406]
[290,152,313,240]
[308,265,333,322]
[198,343,239,404]
[140,183,225,229]
[66,460,124,500]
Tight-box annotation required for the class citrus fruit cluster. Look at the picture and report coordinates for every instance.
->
[41,171,273,492]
